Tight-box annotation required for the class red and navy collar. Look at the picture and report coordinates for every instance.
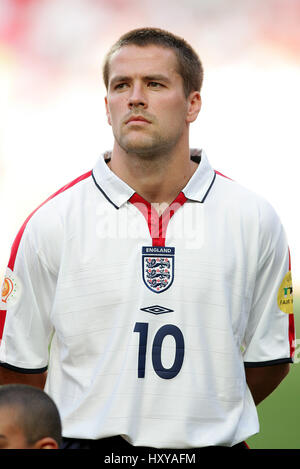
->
[92,148,216,209]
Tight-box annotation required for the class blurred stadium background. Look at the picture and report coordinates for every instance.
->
[0,0,299,449]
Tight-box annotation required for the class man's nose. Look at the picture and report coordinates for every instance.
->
[128,83,148,109]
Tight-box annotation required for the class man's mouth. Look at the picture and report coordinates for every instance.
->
[126,115,151,124]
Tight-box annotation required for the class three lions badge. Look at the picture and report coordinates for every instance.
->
[142,246,175,293]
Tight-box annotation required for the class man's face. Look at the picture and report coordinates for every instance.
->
[105,44,200,157]
[0,406,30,449]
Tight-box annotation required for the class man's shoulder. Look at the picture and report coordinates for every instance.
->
[213,169,282,230]
[17,170,93,242]
[30,169,92,216]
[214,169,274,206]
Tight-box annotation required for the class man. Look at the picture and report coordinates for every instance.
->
[0,384,62,449]
[0,28,295,450]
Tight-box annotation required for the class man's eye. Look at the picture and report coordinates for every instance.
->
[115,83,128,90]
[148,82,163,88]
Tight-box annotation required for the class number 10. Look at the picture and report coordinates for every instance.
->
[133,322,185,380]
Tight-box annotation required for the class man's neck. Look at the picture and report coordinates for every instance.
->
[107,144,198,208]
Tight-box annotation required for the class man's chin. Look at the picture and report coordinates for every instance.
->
[119,137,170,158]
[120,141,159,157]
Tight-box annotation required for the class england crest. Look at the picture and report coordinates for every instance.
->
[142,246,175,293]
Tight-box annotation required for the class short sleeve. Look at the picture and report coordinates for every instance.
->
[243,208,295,367]
[0,222,56,373]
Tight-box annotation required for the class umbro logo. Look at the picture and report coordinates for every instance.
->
[140,305,174,315]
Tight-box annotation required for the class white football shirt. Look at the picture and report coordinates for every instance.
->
[0,149,295,447]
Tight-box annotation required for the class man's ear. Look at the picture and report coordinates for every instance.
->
[105,96,112,126]
[186,91,201,124]
[32,437,59,449]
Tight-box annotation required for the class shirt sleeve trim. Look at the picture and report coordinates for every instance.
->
[0,362,48,374]
[244,358,293,368]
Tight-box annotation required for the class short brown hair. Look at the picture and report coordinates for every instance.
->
[0,384,62,447]
[102,27,204,97]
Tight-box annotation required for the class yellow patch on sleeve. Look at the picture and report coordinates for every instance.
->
[277,271,293,314]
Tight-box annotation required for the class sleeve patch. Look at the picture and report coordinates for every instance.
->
[1,268,23,308]
[277,271,293,314]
